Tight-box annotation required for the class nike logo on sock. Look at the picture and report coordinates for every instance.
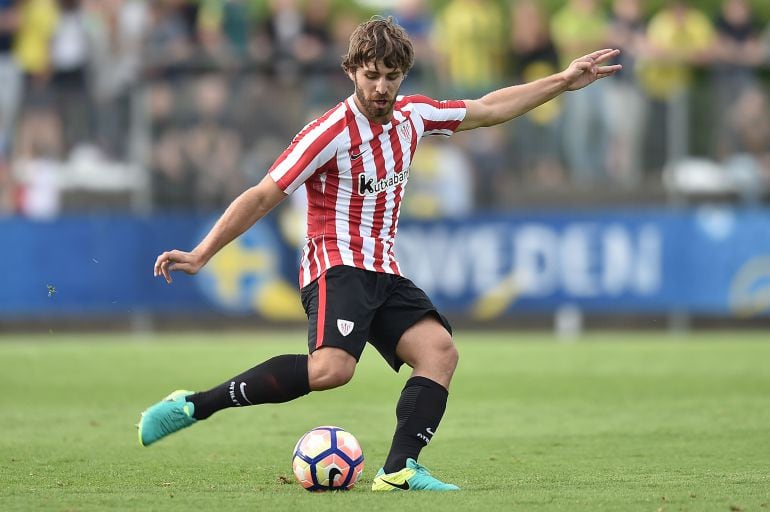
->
[239,382,253,405]
[380,478,410,490]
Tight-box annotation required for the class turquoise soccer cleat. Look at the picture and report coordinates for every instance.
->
[137,390,197,447]
[371,458,460,491]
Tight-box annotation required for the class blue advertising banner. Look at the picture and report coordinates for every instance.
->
[1,207,769,319]
[396,208,770,318]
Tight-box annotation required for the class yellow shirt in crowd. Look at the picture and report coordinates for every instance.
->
[14,0,58,75]
[638,8,716,100]
[432,0,506,95]
[550,3,609,69]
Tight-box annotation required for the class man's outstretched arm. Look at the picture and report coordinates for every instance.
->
[154,175,287,283]
[457,48,622,132]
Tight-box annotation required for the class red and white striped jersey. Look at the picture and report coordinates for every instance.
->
[269,94,466,288]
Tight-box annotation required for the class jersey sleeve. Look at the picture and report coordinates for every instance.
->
[405,95,467,137]
[268,105,346,194]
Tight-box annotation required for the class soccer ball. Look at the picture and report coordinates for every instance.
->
[291,425,365,491]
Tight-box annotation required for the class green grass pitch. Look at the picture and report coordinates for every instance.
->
[1,331,769,511]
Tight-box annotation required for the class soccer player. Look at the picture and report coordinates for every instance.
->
[139,16,621,491]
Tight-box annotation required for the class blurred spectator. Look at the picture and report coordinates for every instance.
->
[456,126,510,208]
[257,0,307,82]
[764,22,770,64]
[49,0,96,153]
[403,137,474,218]
[220,0,252,59]
[550,0,611,185]
[722,87,770,201]
[12,148,61,218]
[637,0,715,169]
[185,73,244,210]
[295,0,335,107]
[150,72,246,212]
[12,0,63,220]
[86,0,148,160]
[143,0,194,77]
[249,0,337,106]
[323,11,362,101]
[151,128,193,209]
[13,103,64,161]
[0,155,12,213]
[509,0,565,188]
[13,0,57,90]
[149,81,195,209]
[711,0,765,161]
[431,0,506,97]
[606,0,648,185]
[195,0,250,64]
[431,0,507,207]
[297,0,332,65]
[12,104,63,218]
[0,0,21,158]
[390,0,434,93]
[638,0,716,100]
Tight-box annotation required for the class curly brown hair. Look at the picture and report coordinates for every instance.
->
[341,16,415,75]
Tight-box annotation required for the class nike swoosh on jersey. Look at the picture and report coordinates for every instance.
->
[351,152,364,160]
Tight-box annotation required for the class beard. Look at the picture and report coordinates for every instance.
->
[354,80,399,121]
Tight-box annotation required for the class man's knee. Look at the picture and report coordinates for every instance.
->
[444,339,460,372]
[412,336,458,389]
[308,348,356,391]
[419,324,458,368]
[397,316,458,369]
[435,334,459,373]
[398,322,459,389]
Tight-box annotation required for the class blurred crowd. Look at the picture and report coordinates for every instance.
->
[0,0,769,220]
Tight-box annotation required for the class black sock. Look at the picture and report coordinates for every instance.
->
[382,376,448,473]
[187,354,310,420]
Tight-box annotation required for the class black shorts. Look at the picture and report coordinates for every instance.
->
[300,265,452,371]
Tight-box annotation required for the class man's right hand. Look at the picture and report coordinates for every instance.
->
[152,176,287,284]
[154,250,206,284]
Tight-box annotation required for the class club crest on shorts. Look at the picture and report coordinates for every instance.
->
[397,121,412,143]
[337,319,354,337]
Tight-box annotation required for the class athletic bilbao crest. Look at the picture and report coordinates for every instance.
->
[337,319,354,337]
[397,121,412,143]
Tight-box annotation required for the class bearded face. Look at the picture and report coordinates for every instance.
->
[350,61,405,124]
